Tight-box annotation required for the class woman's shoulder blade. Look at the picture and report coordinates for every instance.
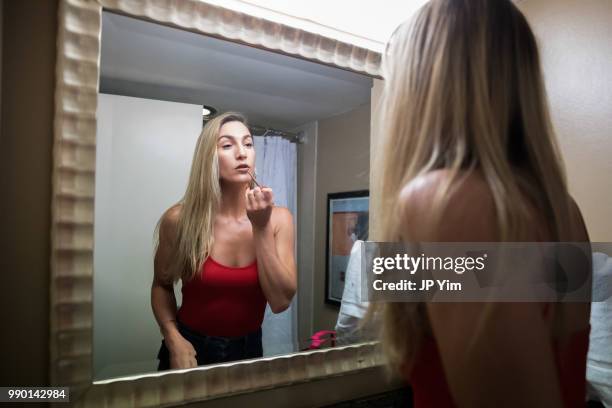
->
[399,170,491,207]
[397,170,497,241]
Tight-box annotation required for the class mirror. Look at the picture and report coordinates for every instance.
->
[92,11,375,381]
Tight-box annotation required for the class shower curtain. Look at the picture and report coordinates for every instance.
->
[253,135,298,356]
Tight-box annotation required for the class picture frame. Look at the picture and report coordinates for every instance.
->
[325,190,370,305]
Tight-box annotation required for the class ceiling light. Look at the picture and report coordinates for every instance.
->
[202,105,217,117]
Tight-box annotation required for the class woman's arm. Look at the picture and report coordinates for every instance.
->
[151,207,181,340]
[398,170,564,407]
[247,187,297,313]
[151,206,197,368]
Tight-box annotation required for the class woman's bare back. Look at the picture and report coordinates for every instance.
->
[397,168,590,346]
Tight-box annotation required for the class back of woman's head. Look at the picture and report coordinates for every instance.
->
[376,0,572,242]
[371,0,575,375]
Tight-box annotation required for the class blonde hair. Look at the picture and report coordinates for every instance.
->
[370,0,573,374]
[154,111,251,283]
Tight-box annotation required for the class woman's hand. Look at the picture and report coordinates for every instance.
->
[246,186,274,230]
[166,334,198,369]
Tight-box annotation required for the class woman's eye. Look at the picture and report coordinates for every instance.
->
[245,143,253,148]
[222,144,232,149]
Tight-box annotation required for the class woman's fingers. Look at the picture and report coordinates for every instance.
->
[253,187,268,206]
[262,187,274,204]
[252,187,263,202]
[254,187,273,204]
[247,186,274,208]
[245,188,255,209]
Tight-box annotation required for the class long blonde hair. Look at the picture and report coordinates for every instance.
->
[371,0,573,373]
[154,112,251,283]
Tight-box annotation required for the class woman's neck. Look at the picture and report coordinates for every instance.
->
[218,182,248,219]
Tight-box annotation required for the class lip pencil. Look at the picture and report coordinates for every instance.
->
[248,170,262,188]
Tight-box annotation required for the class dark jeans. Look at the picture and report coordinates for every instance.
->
[157,318,263,370]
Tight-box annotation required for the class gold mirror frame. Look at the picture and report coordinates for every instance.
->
[51,0,383,406]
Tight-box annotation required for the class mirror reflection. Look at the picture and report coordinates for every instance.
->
[93,11,374,380]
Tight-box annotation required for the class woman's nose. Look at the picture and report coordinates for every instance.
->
[236,145,247,158]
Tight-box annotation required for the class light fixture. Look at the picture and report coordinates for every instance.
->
[202,105,217,118]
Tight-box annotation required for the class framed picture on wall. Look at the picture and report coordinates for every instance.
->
[325,190,370,305]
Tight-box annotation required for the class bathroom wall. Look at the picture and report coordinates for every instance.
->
[295,103,372,340]
[519,0,612,241]
[295,120,318,344]
[1,0,57,389]
[313,103,371,332]
[369,79,384,241]
[93,94,202,379]
[1,0,3,131]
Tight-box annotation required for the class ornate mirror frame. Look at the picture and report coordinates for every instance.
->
[51,0,383,406]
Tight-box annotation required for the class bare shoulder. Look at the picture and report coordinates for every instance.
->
[154,204,182,284]
[159,203,182,239]
[397,169,497,241]
[163,203,182,221]
[271,206,294,229]
[568,196,590,241]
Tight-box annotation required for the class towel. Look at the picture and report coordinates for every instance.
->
[587,252,612,407]
[335,240,372,344]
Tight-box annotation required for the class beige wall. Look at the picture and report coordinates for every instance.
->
[520,0,612,241]
[295,120,317,343]
[1,0,3,133]
[369,79,384,241]
[313,104,371,332]
[1,0,57,390]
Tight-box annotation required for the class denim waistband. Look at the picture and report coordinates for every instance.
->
[176,317,261,344]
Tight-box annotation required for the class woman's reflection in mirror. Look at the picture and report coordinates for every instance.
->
[151,112,297,370]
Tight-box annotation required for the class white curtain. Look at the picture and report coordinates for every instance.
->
[253,135,298,356]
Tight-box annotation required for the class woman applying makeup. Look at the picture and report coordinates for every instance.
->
[372,0,591,406]
[151,112,297,370]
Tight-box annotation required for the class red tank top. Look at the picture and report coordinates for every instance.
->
[176,256,267,337]
[404,307,590,407]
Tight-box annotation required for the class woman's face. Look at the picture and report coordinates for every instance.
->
[216,120,255,185]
